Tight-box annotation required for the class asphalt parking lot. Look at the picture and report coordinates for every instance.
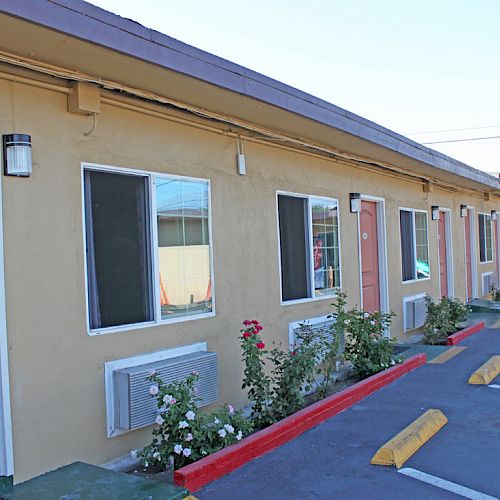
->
[198,327,500,499]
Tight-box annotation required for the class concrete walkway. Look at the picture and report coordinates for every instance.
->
[198,327,500,499]
[0,462,188,500]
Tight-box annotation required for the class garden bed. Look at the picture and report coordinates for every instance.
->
[173,354,426,492]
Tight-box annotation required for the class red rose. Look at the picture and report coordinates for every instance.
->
[291,351,297,356]
[242,332,251,338]
[251,320,259,325]
[256,342,265,350]
[243,320,252,326]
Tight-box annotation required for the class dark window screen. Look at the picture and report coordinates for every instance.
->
[400,210,415,281]
[84,170,153,329]
[478,214,486,262]
[278,195,309,301]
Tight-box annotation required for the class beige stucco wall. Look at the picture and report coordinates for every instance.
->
[0,77,498,483]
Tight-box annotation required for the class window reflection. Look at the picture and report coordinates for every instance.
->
[156,179,212,319]
[311,199,340,297]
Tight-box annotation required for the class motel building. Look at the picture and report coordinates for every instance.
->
[0,0,498,484]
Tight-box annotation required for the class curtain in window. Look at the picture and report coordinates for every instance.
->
[479,214,486,262]
[400,210,415,281]
[84,171,101,329]
[84,170,153,329]
[278,195,309,301]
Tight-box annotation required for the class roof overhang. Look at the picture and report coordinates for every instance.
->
[0,0,498,194]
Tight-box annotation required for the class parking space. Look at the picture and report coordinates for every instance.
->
[198,328,500,499]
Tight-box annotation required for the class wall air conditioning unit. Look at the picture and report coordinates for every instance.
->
[105,343,218,436]
[482,272,497,296]
[289,315,345,354]
[403,294,427,332]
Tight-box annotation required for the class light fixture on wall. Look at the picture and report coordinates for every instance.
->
[491,210,497,221]
[350,193,361,213]
[2,134,32,177]
[431,206,440,221]
[460,204,468,218]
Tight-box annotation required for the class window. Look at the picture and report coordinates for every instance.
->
[400,209,429,282]
[478,213,493,263]
[278,193,341,302]
[83,166,213,333]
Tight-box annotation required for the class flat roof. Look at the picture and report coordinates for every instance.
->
[1,0,498,191]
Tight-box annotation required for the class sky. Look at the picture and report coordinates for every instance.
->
[88,0,500,174]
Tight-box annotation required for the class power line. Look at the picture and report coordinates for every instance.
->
[407,124,500,135]
[423,135,500,145]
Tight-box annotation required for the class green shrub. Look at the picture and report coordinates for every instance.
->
[240,319,324,428]
[423,295,468,345]
[135,372,252,470]
[330,292,396,379]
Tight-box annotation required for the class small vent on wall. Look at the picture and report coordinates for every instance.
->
[289,316,344,354]
[482,273,497,296]
[404,295,427,331]
[113,351,218,431]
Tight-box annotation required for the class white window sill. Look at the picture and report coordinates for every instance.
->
[88,311,216,336]
[402,277,431,285]
[281,293,338,307]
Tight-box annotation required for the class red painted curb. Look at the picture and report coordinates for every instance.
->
[447,321,485,345]
[174,353,426,492]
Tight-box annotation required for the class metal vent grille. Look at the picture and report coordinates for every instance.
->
[404,296,427,331]
[482,273,496,296]
[292,318,344,354]
[114,351,218,431]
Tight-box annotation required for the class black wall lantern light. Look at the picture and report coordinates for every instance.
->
[2,134,32,177]
[431,206,440,221]
[350,193,361,213]
[460,204,468,218]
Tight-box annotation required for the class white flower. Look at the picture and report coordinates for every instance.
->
[201,450,208,456]
[344,319,350,325]
[363,312,369,318]
[214,418,220,424]
[130,449,138,458]
[149,385,159,396]
[227,404,234,414]
[183,448,192,457]
[185,433,193,442]
[163,394,175,405]
[218,428,227,438]
[236,431,243,441]
[155,415,164,425]
[224,424,235,434]
[153,451,161,460]
[178,421,189,429]
[370,320,376,326]
[174,444,183,455]
[148,369,157,376]
[185,410,196,421]
[391,359,396,366]
[191,370,199,376]
[144,460,148,467]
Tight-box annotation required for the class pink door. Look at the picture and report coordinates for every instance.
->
[360,201,380,312]
[438,212,448,298]
[465,210,473,300]
[496,220,499,282]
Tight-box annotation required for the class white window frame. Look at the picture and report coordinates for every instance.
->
[478,212,494,264]
[81,162,216,336]
[276,191,342,305]
[399,207,431,284]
